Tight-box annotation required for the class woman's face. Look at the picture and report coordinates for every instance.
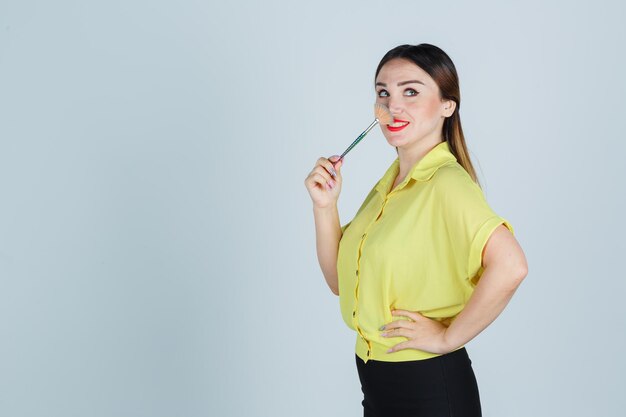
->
[375,58,455,150]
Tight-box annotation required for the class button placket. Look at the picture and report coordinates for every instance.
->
[375,197,390,221]
[353,229,368,331]
[353,201,387,361]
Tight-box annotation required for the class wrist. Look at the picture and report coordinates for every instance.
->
[313,203,337,212]
[440,329,456,354]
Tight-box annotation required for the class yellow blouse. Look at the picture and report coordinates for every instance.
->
[337,140,514,363]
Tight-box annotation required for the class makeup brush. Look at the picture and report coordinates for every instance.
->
[331,103,393,168]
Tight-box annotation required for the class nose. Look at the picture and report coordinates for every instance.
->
[387,96,403,115]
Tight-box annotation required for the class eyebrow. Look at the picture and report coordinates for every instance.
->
[375,80,426,87]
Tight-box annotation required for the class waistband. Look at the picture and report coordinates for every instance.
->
[356,334,467,364]
[356,346,470,367]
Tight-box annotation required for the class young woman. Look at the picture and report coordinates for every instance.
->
[304,43,528,416]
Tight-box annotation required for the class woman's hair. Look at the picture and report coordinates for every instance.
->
[375,43,480,187]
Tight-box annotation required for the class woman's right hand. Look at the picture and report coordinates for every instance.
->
[304,155,344,208]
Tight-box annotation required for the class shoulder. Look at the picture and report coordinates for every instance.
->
[430,162,483,200]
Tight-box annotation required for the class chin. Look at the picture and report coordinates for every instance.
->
[385,135,407,147]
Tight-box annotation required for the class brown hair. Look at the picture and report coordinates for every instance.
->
[375,44,481,187]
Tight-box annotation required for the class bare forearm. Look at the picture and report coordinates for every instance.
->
[313,205,342,295]
[443,265,527,351]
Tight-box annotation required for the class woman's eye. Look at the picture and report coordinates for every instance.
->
[404,89,418,96]
[377,90,389,98]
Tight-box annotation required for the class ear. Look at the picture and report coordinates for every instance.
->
[441,99,456,118]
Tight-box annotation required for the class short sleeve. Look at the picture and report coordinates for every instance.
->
[340,221,352,235]
[434,167,515,282]
[467,216,514,281]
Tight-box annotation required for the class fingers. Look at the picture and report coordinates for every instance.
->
[307,160,332,182]
[328,155,343,171]
[381,310,449,355]
[380,319,413,331]
[310,172,336,191]
[317,156,338,178]
[392,309,421,322]
[304,155,343,194]
[381,327,412,339]
[387,340,411,354]
[306,156,342,191]
[380,318,414,338]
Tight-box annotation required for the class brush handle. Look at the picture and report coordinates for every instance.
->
[332,119,380,166]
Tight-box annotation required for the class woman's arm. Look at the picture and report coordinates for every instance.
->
[441,224,528,351]
[304,155,345,296]
[313,205,342,295]
[383,224,528,353]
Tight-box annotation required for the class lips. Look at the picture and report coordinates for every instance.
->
[387,118,410,132]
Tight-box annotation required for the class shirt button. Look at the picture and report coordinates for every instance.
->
[352,311,356,317]
[362,233,366,239]
[367,350,370,356]
[355,269,358,276]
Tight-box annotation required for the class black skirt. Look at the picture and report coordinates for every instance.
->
[355,347,482,417]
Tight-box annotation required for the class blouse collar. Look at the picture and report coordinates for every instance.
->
[374,140,457,195]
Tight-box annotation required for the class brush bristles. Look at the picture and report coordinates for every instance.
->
[374,103,393,125]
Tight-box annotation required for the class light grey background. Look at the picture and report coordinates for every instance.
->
[1,0,624,416]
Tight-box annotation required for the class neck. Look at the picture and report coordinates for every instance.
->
[396,135,445,180]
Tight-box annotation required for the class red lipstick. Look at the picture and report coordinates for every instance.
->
[387,118,410,132]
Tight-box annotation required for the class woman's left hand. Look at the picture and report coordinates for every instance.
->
[381,309,452,355]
